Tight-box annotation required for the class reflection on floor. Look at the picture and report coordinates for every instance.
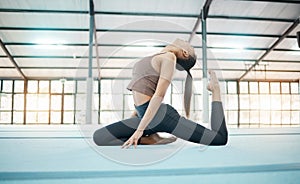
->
[0,125,300,184]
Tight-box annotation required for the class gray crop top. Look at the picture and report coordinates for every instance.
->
[127,53,163,96]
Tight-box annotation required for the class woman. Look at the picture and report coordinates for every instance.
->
[93,39,228,148]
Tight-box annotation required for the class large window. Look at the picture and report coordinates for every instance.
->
[0,79,299,127]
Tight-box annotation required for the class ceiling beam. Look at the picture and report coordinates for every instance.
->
[0,66,299,73]
[5,42,300,52]
[0,39,26,80]
[188,0,213,42]
[238,17,300,81]
[234,0,300,4]
[0,8,198,18]
[0,55,299,64]
[208,15,294,23]
[0,26,297,39]
[0,8,296,23]
[203,0,213,19]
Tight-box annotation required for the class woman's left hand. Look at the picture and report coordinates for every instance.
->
[122,130,144,149]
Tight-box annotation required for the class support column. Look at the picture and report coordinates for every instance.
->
[23,80,28,125]
[237,81,241,128]
[201,10,209,124]
[86,0,94,124]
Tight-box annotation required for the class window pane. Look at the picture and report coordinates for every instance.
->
[281,95,290,110]
[3,80,13,93]
[250,111,259,124]
[63,111,74,124]
[270,82,280,94]
[38,112,48,123]
[50,111,61,124]
[226,95,238,110]
[281,83,290,94]
[240,111,249,124]
[64,81,75,93]
[75,94,86,111]
[270,95,281,110]
[124,95,134,111]
[111,80,123,94]
[260,111,270,125]
[27,81,38,93]
[250,95,259,110]
[100,111,122,125]
[291,111,300,125]
[291,95,300,110]
[249,82,258,94]
[172,81,183,94]
[219,81,226,94]
[14,94,24,110]
[239,82,248,94]
[51,81,62,93]
[39,81,49,93]
[93,94,99,111]
[13,111,23,124]
[259,82,269,94]
[271,111,281,125]
[26,94,37,110]
[193,80,202,94]
[172,94,184,111]
[101,94,113,110]
[14,81,24,93]
[281,111,290,125]
[227,81,237,94]
[260,95,270,110]
[93,81,99,93]
[123,80,131,94]
[290,83,298,94]
[163,87,171,104]
[1,94,12,110]
[227,111,238,125]
[38,94,49,110]
[194,94,202,110]
[64,95,74,110]
[239,95,249,110]
[51,95,62,110]
[26,112,37,123]
[0,112,11,123]
[77,81,86,93]
[100,80,111,94]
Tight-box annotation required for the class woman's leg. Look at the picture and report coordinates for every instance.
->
[93,117,156,146]
[152,71,228,145]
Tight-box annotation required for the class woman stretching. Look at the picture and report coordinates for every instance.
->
[93,39,228,148]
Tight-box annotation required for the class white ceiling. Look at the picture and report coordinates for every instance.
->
[0,0,299,81]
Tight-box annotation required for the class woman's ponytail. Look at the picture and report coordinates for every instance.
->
[184,70,193,118]
[176,54,196,118]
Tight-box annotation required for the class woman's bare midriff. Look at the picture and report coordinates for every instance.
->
[132,91,152,106]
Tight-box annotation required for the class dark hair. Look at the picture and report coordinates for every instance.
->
[176,55,196,118]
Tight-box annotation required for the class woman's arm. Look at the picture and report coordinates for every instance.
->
[122,53,176,148]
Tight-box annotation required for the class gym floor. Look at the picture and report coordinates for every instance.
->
[1,125,299,184]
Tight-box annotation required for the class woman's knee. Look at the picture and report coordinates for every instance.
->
[217,134,228,146]
[211,133,228,146]
[219,134,228,145]
[93,128,106,146]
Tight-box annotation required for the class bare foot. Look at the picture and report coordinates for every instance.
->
[140,133,177,145]
[207,70,220,92]
[207,70,222,102]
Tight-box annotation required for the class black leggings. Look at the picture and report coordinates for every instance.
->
[93,102,228,146]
